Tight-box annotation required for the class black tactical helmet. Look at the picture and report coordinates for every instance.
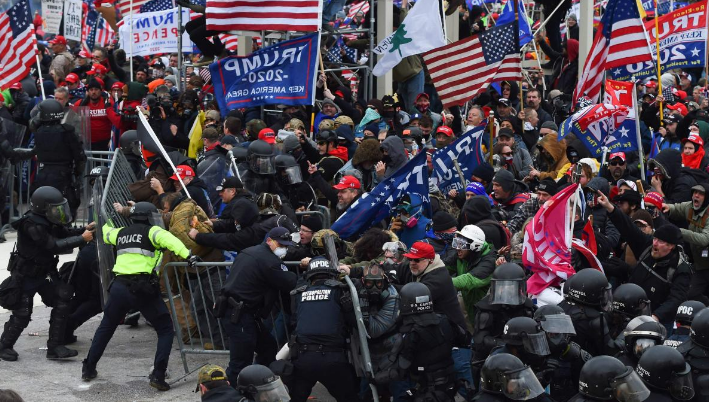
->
[305,257,337,280]
[578,356,650,400]
[39,99,64,123]
[612,283,652,319]
[622,316,667,358]
[317,129,338,144]
[119,130,141,156]
[533,304,576,336]
[274,154,302,185]
[247,140,275,175]
[690,308,709,348]
[676,300,706,327]
[237,364,289,400]
[564,268,613,311]
[636,345,694,400]
[502,317,550,356]
[274,154,298,169]
[490,263,527,306]
[480,353,545,400]
[400,282,433,316]
[129,201,158,222]
[30,186,72,224]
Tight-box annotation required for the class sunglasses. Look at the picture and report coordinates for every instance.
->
[408,258,425,263]
[317,141,327,146]
[609,161,625,166]
[501,152,513,156]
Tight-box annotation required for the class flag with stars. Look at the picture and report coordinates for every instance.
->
[603,79,640,154]
[140,0,174,13]
[574,0,652,104]
[326,37,358,64]
[558,103,632,157]
[431,122,486,194]
[423,22,521,108]
[331,151,431,240]
[0,0,37,90]
[497,0,533,47]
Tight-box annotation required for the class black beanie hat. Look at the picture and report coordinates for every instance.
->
[472,163,495,184]
[301,215,323,233]
[537,178,559,196]
[493,169,515,193]
[432,211,457,232]
[653,224,683,245]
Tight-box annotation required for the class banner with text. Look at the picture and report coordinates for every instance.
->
[63,0,83,41]
[118,7,192,57]
[209,33,320,115]
[611,2,707,82]
[432,124,486,194]
[41,0,63,35]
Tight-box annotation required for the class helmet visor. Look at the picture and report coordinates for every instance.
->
[452,236,471,250]
[254,377,291,402]
[637,300,652,316]
[538,314,576,335]
[46,199,72,225]
[612,369,651,402]
[282,165,302,184]
[601,284,614,312]
[632,338,657,358]
[522,332,551,356]
[250,155,275,175]
[669,366,695,401]
[490,279,527,305]
[502,367,545,400]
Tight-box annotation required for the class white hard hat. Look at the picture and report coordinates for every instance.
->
[455,225,486,252]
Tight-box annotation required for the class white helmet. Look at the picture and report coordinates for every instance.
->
[453,225,486,252]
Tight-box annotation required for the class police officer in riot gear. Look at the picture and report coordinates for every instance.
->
[559,268,619,357]
[30,99,87,219]
[0,186,94,361]
[237,364,291,402]
[240,140,281,196]
[568,355,651,402]
[474,353,548,401]
[498,317,551,371]
[274,154,315,210]
[82,202,192,391]
[473,263,535,362]
[119,129,146,179]
[382,282,464,402]
[665,301,706,348]
[677,309,709,399]
[287,257,358,402]
[616,316,667,367]
[636,345,695,401]
[610,283,652,339]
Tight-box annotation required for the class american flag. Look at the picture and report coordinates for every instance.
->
[343,0,369,25]
[83,10,116,52]
[423,22,521,108]
[325,37,358,64]
[140,0,174,13]
[0,0,36,90]
[218,33,238,52]
[117,0,149,16]
[573,0,652,104]
[206,0,321,32]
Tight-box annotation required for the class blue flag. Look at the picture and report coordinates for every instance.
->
[497,0,532,47]
[84,9,99,51]
[332,152,431,239]
[210,33,320,116]
[432,124,486,194]
[559,104,635,157]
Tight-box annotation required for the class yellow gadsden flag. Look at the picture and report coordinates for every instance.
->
[187,110,206,158]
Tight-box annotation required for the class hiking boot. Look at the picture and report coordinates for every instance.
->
[122,312,140,327]
[46,345,78,359]
[0,345,18,361]
[63,335,78,345]
[82,359,97,381]
[149,373,170,391]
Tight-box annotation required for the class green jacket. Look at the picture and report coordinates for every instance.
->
[103,223,190,275]
[667,201,709,270]
[446,243,496,320]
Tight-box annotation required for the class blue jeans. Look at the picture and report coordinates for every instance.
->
[452,347,474,398]
[398,70,425,114]
[322,0,347,23]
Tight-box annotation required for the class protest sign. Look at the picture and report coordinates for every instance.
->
[118,7,191,56]
[63,0,83,41]
[41,0,63,35]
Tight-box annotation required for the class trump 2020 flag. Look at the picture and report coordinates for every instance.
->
[372,0,445,76]
[332,152,430,239]
[558,103,631,157]
[603,79,640,154]
[432,124,485,194]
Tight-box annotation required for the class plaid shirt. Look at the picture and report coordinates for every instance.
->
[507,196,541,234]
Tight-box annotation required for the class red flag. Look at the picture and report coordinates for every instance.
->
[604,79,635,106]
[580,217,597,255]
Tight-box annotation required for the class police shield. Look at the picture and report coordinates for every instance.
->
[0,118,26,192]
[93,177,113,308]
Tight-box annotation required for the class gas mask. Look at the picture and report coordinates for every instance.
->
[362,264,388,304]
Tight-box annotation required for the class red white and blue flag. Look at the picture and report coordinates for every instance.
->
[0,0,36,90]
[206,0,321,32]
[83,9,116,52]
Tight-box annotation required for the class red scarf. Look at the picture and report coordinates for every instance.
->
[682,146,705,169]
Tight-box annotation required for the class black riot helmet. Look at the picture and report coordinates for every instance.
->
[480,353,545,400]
[612,283,652,319]
[564,268,613,312]
[690,308,709,348]
[274,154,302,185]
[490,263,527,306]
[317,129,338,145]
[129,201,158,222]
[120,129,141,156]
[399,282,434,316]
[622,316,667,358]
[533,304,576,355]
[236,364,290,402]
[39,99,64,123]
[30,186,72,225]
[675,300,706,327]
[502,317,551,356]
[636,345,695,401]
[578,355,650,401]
[247,140,275,175]
[304,257,337,281]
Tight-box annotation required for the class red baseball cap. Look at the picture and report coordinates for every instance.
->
[682,133,704,148]
[78,50,92,58]
[644,191,663,210]
[609,152,626,162]
[436,126,454,137]
[49,35,67,45]
[403,242,435,260]
[65,73,79,84]
[9,82,22,90]
[666,102,688,116]
[644,80,657,88]
[415,93,430,102]
[170,165,195,180]
[258,128,276,144]
[87,63,108,75]
[332,175,361,190]
[111,82,124,90]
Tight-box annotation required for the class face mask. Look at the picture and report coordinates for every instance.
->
[274,246,287,259]
[183,109,192,115]
[436,232,455,244]
[416,104,429,113]
[235,224,242,231]
[383,111,396,119]
[382,154,392,164]
[505,155,514,162]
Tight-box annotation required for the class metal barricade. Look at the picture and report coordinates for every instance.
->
[99,150,137,228]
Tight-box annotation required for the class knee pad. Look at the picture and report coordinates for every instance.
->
[55,281,74,302]
[12,296,33,318]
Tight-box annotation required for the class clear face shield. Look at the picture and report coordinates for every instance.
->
[669,365,695,401]
[538,314,577,335]
[250,155,275,175]
[253,377,291,402]
[502,366,545,400]
[46,199,72,225]
[632,338,657,358]
[452,236,472,250]
[522,332,551,356]
[612,369,651,402]
[490,279,527,305]
[601,284,614,312]
[281,165,302,185]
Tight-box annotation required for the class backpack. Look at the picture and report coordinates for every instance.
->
[430,191,460,218]
[476,218,511,249]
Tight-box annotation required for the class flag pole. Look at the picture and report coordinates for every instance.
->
[129,0,134,81]
[488,112,495,164]
[440,0,447,43]
[654,0,663,121]
[514,0,523,111]
[177,3,183,92]
[532,0,569,37]
[633,81,646,180]
[35,54,45,99]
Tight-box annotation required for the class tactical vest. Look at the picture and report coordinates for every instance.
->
[115,224,156,258]
[34,124,77,166]
[407,316,455,374]
[294,281,348,347]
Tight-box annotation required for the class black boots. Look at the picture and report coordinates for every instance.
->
[82,359,97,381]
[0,343,18,361]
[46,345,79,359]
[149,373,170,391]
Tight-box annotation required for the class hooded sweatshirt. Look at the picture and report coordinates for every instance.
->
[537,133,569,179]
[380,136,409,179]
[666,182,709,271]
[650,148,698,204]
